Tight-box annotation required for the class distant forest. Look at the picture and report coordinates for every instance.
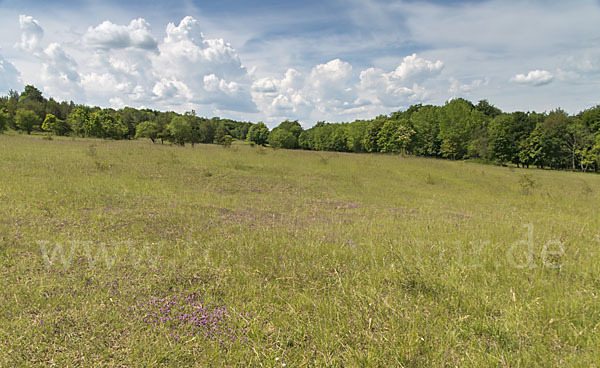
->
[1,85,599,172]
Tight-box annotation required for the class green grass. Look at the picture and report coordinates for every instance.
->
[1,134,600,367]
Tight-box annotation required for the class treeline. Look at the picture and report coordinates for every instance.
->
[1,85,600,172]
[0,85,252,146]
[256,99,600,172]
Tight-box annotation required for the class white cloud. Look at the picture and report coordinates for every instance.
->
[358,54,443,109]
[251,54,444,123]
[511,70,554,86]
[41,43,83,100]
[389,53,444,82]
[84,18,158,51]
[152,16,256,112]
[16,14,44,53]
[448,77,488,94]
[0,54,21,92]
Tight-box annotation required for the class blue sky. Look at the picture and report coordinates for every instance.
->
[1,0,599,126]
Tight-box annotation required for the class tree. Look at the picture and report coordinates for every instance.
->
[0,109,8,132]
[135,121,161,143]
[18,85,45,121]
[488,114,516,164]
[214,123,231,145]
[167,116,192,146]
[330,125,349,152]
[42,113,71,136]
[268,128,297,149]
[268,120,303,149]
[438,98,479,159]
[67,106,92,137]
[377,119,415,154]
[363,116,386,152]
[247,122,269,145]
[15,108,40,134]
[476,99,501,118]
[409,105,442,156]
[276,120,303,139]
[565,118,592,171]
[99,112,128,139]
[345,120,369,153]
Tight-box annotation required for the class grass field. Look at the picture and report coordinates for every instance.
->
[1,134,600,367]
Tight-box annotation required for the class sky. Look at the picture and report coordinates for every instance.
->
[0,0,599,127]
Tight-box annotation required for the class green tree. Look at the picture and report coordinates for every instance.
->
[346,120,369,153]
[268,128,297,149]
[82,110,105,138]
[363,116,387,152]
[277,120,303,139]
[409,105,442,156]
[330,125,349,152]
[67,106,92,137]
[15,108,40,134]
[565,118,592,171]
[475,99,502,118]
[377,119,415,154]
[488,114,514,164]
[268,120,303,149]
[214,123,231,145]
[0,109,8,132]
[135,121,161,143]
[247,122,270,146]
[42,113,71,136]
[438,98,475,159]
[167,115,192,146]
[18,85,45,121]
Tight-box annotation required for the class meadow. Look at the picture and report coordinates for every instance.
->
[1,133,599,367]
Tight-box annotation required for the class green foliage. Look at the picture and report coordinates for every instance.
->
[42,114,71,136]
[268,128,297,149]
[363,116,386,152]
[476,99,502,118]
[82,110,105,138]
[267,120,303,149]
[0,109,8,132]
[67,106,92,137]
[409,105,442,156]
[220,134,233,147]
[99,112,128,140]
[2,85,600,172]
[376,119,415,154]
[15,108,41,134]
[135,121,161,143]
[214,123,231,145]
[438,98,476,159]
[247,122,270,146]
[168,116,193,146]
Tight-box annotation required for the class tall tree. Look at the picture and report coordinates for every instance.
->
[15,108,41,134]
[0,108,8,132]
[167,116,192,146]
[247,122,270,146]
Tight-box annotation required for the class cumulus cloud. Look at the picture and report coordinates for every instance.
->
[250,54,444,123]
[251,59,360,122]
[448,77,488,94]
[511,70,554,86]
[16,14,44,52]
[152,16,256,112]
[41,43,83,100]
[358,54,443,108]
[84,18,158,51]
[0,54,22,92]
[389,53,444,82]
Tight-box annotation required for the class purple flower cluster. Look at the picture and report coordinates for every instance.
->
[129,294,249,346]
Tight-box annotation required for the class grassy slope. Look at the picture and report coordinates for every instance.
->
[1,134,599,367]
